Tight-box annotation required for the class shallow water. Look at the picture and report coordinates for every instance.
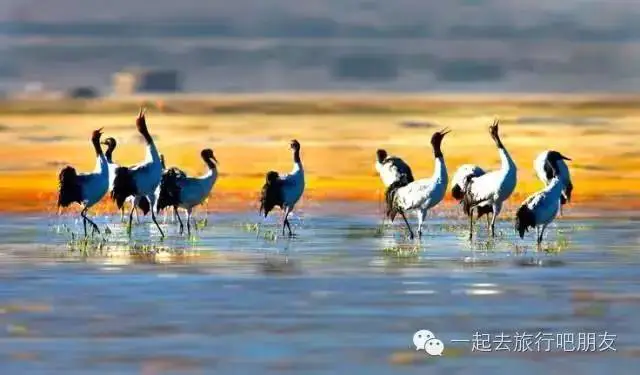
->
[0,203,639,374]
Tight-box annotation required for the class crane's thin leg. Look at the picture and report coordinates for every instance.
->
[486,213,492,230]
[417,209,427,238]
[281,207,291,237]
[133,197,141,224]
[81,211,87,237]
[120,207,125,223]
[468,207,475,241]
[148,195,164,239]
[399,210,414,240]
[537,224,548,249]
[285,210,293,237]
[81,207,100,236]
[186,208,193,236]
[490,203,502,238]
[127,205,135,236]
[174,206,184,235]
[281,207,287,236]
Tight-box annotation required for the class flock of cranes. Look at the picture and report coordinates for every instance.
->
[57,109,573,247]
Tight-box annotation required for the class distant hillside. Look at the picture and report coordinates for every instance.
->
[1,0,640,92]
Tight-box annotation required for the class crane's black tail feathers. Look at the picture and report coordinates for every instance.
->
[137,197,150,215]
[405,169,415,185]
[157,167,186,212]
[259,171,283,218]
[384,174,412,221]
[460,177,494,218]
[111,167,137,209]
[452,168,486,202]
[461,176,476,216]
[515,205,536,239]
[451,184,464,201]
[58,166,82,207]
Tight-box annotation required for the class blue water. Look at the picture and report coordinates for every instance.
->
[0,204,639,374]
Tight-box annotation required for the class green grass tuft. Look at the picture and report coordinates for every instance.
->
[382,245,420,258]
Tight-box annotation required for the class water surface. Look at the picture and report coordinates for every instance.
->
[0,204,639,374]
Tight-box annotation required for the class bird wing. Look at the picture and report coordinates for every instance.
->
[465,171,502,206]
[76,171,108,204]
[451,164,485,188]
[395,178,435,210]
[177,172,217,206]
[129,161,162,195]
[377,156,413,186]
[279,169,302,187]
[277,168,304,208]
[523,188,560,224]
[523,191,544,209]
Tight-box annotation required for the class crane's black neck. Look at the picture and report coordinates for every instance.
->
[493,135,504,149]
[91,137,104,157]
[293,149,301,164]
[433,144,443,159]
[202,155,216,170]
[136,116,154,145]
[140,129,153,145]
[105,148,114,163]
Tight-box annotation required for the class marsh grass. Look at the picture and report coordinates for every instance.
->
[542,233,570,253]
[195,218,208,231]
[381,244,420,258]
[65,233,109,255]
[242,222,278,242]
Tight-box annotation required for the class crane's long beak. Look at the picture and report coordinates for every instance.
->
[560,153,572,161]
[211,155,219,165]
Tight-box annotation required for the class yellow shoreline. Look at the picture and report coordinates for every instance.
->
[0,95,638,214]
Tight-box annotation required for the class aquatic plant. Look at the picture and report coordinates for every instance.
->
[195,217,208,230]
[382,245,420,258]
[242,222,279,242]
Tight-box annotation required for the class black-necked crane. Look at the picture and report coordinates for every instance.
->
[375,149,414,221]
[57,128,109,237]
[111,108,164,238]
[156,149,218,235]
[259,140,305,237]
[454,120,518,240]
[534,150,573,215]
[386,129,450,239]
[101,137,149,223]
[516,156,566,248]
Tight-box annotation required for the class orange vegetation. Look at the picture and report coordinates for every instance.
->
[0,94,638,214]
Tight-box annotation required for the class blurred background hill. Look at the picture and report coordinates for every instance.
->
[1,0,640,93]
